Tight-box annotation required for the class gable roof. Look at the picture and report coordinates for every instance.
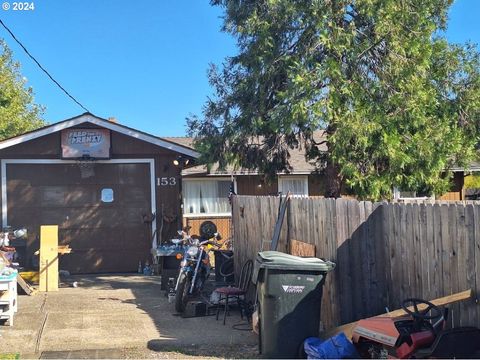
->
[0,113,199,158]
[164,131,327,176]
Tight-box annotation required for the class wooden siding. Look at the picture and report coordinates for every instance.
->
[232,196,480,330]
[308,174,325,196]
[235,174,326,196]
[236,175,278,195]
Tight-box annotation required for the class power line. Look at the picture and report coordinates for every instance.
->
[0,19,91,113]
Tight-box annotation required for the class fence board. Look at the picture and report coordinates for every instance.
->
[348,200,362,320]
[412,204,422,298]
[418,205,428,299]
[432,204,444,303]
[326,198,340,327]
[372,202,387,314]
[440,204,452,326]
[424,204,434,301]
[456,205,467,326]
[449,204,460,327]
[390,204,402,310]
[474,205,480,325]
[336,199,353,323]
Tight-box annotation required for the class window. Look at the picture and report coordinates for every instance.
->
[278,176,309,196]
[393,187,433,200]
[183,179,231,216]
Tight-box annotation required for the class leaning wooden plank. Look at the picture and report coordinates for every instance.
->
[39,225,59,292]
[270,193,291,251]
[320,289,472,340]
[17,274,37,296]
[290,239,316,257]
[0,251,11,266]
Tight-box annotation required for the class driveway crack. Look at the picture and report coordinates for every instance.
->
[36,294,49,353]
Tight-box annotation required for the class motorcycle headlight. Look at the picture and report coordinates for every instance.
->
[187,246,199,257]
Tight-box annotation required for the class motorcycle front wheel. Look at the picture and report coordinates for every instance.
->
[175,272,191,313]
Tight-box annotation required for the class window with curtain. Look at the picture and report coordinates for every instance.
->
[393,187,433,200]
[183,179,231,215]
[278,176,308,196]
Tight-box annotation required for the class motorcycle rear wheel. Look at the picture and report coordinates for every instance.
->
[175,272,191,313]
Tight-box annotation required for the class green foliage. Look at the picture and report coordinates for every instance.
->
[188,0,480,200]
[0,40,44,139]
[465,174,480,189]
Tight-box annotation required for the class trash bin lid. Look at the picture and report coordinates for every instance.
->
[252,251,335,284]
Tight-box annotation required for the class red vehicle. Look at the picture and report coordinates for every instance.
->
[351,298,480,358]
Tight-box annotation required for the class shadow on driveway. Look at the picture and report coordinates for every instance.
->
[0,274,257,358]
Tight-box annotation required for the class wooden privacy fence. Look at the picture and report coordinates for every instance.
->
[232,196,480,330]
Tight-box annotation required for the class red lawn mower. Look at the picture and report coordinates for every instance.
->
[351,298,480,358]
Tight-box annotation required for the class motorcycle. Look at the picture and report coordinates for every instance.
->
[174,221,221,313]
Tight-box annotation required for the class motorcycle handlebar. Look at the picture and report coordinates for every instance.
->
[199,240,220,247]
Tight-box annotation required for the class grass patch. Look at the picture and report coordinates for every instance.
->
[0,354,20,360]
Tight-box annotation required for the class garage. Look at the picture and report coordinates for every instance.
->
[0,113,197,274]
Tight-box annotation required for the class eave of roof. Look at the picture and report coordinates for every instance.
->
[167,132,326,175]
[0,113,199,158]
[451,161,480,172]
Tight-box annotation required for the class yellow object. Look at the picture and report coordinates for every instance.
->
[19,271,39,284]
[39,225,59,292]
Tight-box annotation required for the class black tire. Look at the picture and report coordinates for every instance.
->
[175,272,191,313]
[199,221,217,240]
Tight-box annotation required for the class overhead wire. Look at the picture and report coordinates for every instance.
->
[0,18,91,113]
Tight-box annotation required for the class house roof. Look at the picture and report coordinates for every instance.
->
[0,113,199,158]
[164,131,327,176]
[451,161,480,172]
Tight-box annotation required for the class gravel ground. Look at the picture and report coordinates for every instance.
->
[123,344,260,359]
[23,344,260,359]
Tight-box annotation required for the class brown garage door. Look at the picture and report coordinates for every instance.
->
[7,162,153,274]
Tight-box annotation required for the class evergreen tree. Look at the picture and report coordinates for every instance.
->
[189,0,480,200]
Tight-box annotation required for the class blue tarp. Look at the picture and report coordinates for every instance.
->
[304,333,360,359]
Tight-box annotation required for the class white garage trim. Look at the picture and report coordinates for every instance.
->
[0,113,199,158]
[1,158,157,246]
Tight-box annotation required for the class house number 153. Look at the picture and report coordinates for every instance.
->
[157,177,176,186]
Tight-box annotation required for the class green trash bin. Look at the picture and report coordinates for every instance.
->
[253,251,335,359]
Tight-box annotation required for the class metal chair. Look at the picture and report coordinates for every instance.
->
[215,259,253,325]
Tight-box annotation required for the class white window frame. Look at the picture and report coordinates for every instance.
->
[182,177,233,218]
[393,187,434,201]
[278,175,309,197]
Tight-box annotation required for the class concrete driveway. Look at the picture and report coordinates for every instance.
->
[0,274,257,358]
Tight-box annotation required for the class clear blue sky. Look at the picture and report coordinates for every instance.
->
[0,0,478,136]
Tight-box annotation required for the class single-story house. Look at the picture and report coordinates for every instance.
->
[0,113,197,274]
[164,134,328,239]
[167,136,474,239]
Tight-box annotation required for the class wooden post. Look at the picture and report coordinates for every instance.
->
[39,225,59,292]
[286,200,291,254]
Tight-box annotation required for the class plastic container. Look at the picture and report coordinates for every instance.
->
[253,251,335,359]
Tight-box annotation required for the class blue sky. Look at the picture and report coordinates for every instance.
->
[0,0,478,136]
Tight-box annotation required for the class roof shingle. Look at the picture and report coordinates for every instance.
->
[163,131,326,176]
